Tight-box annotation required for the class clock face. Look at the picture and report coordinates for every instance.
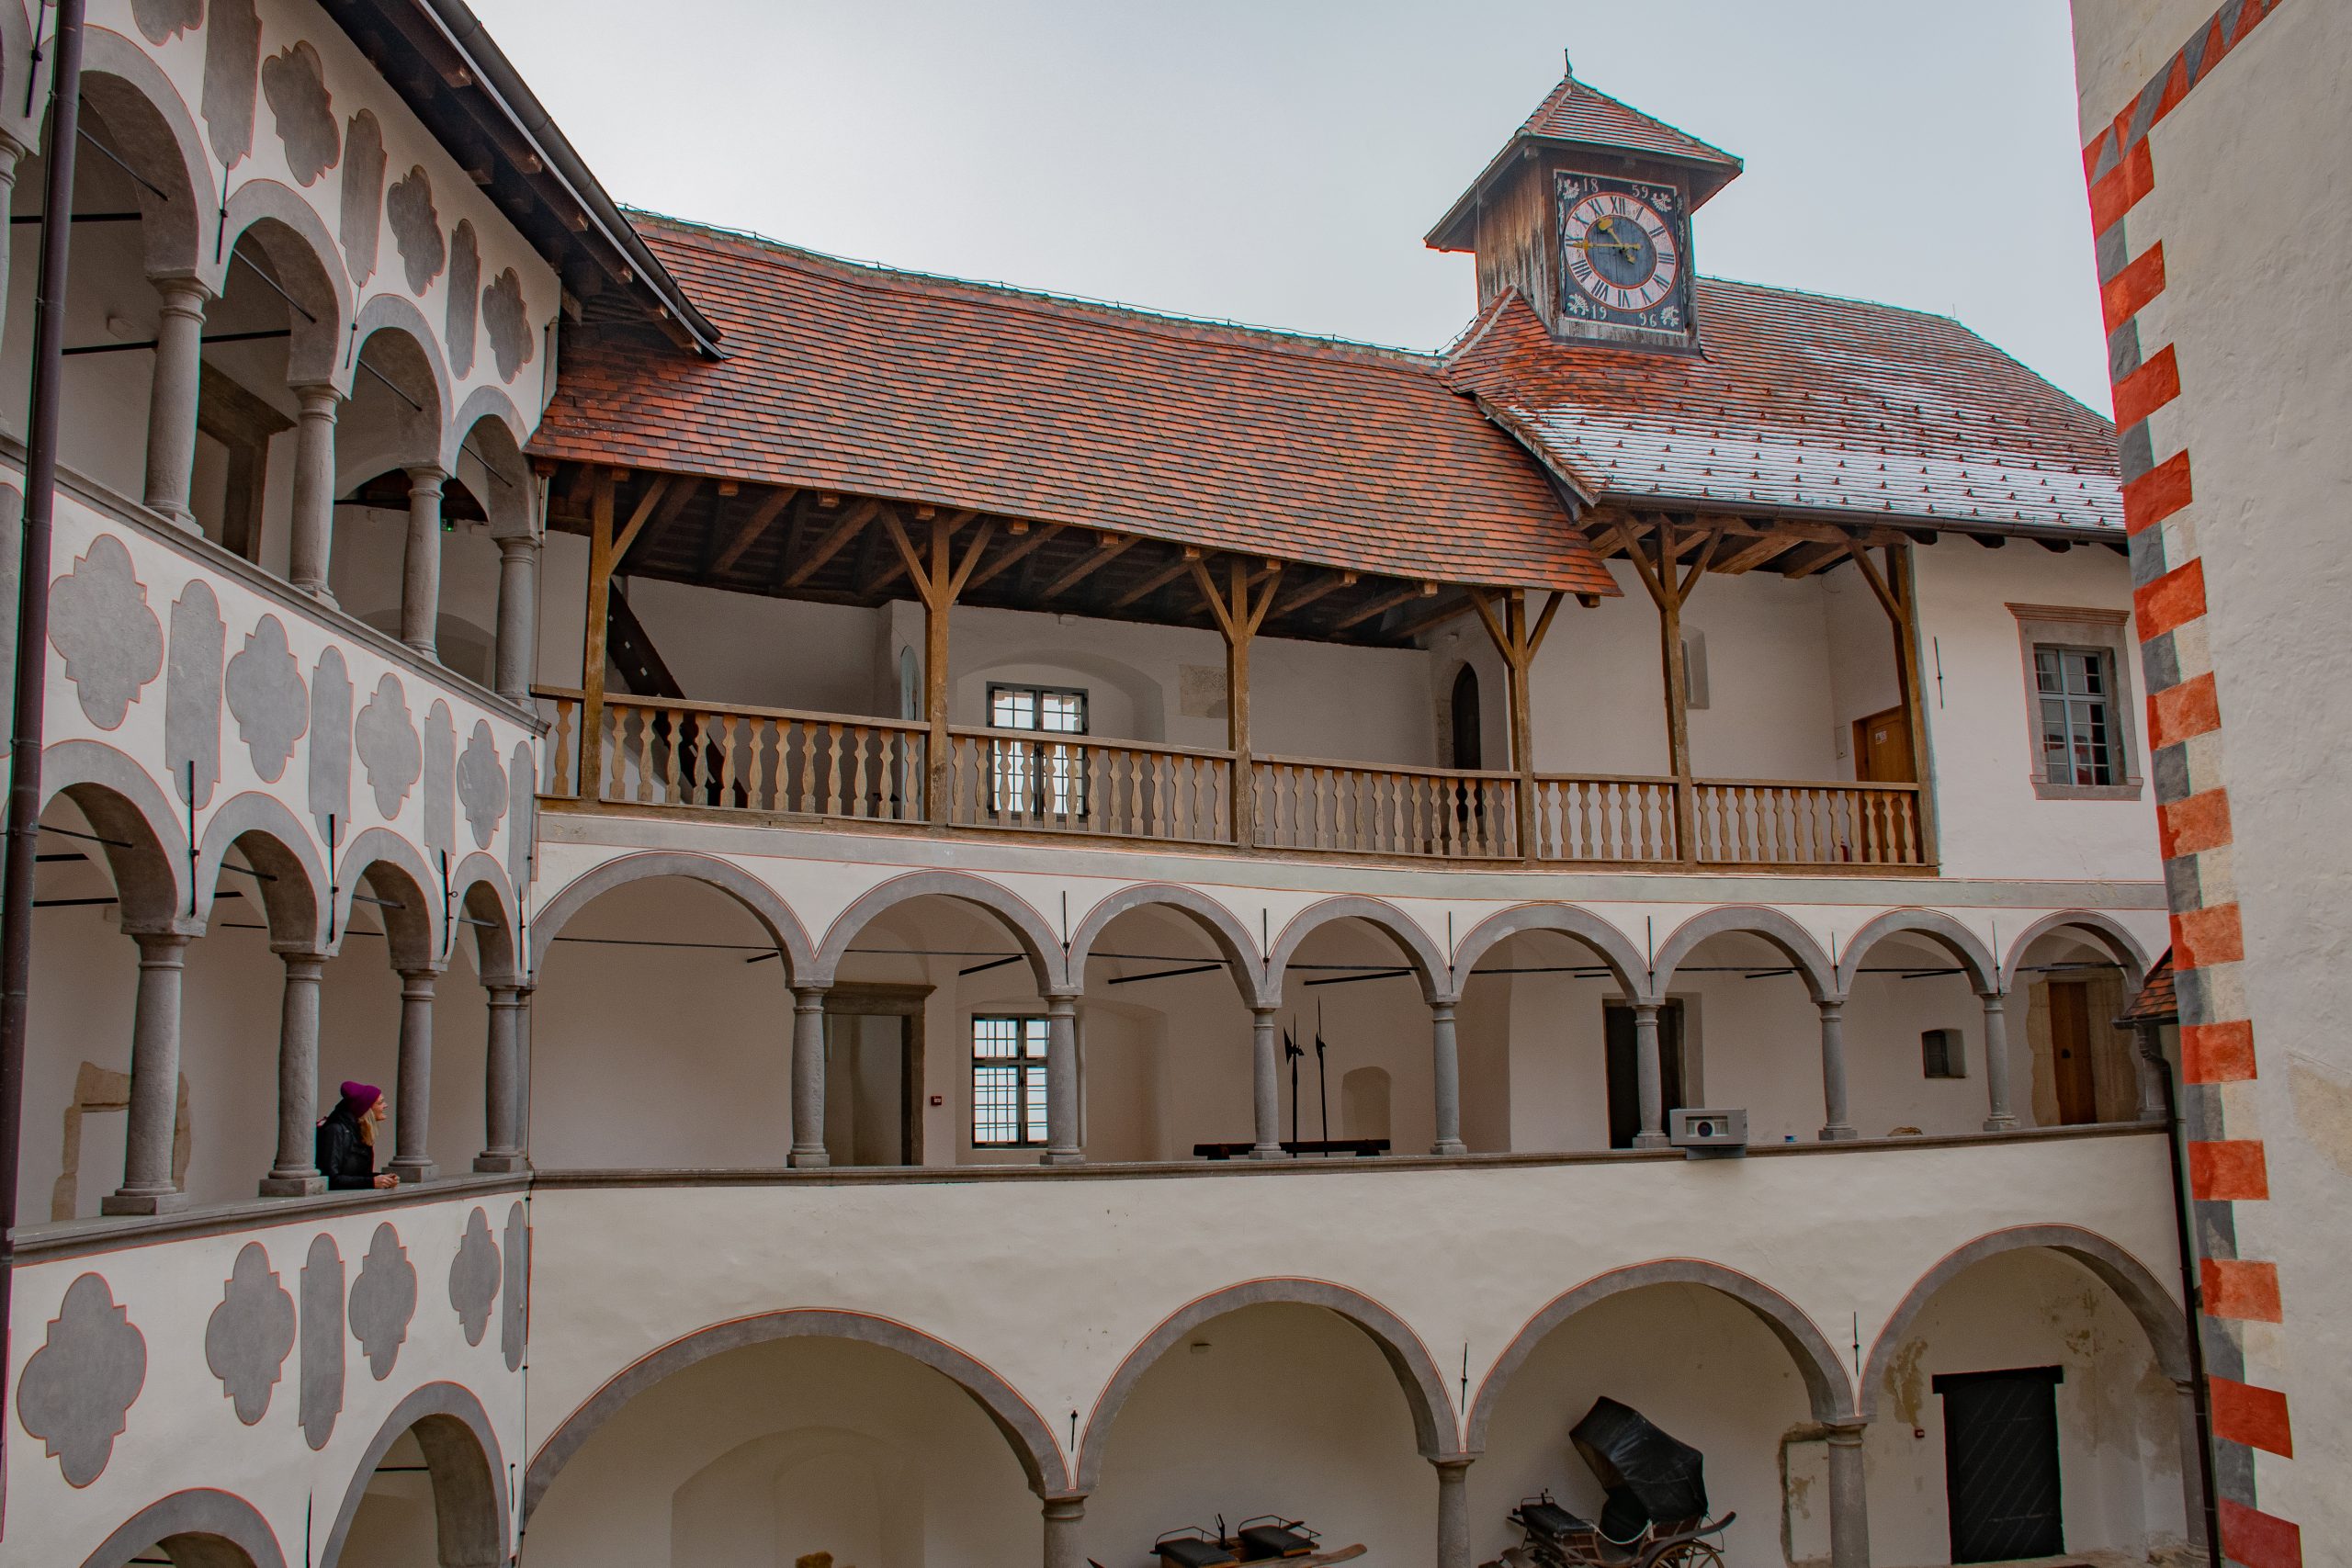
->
[1556,174,1693,335]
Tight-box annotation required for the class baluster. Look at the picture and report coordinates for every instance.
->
[548,701,573,796]
[624,710,647,805]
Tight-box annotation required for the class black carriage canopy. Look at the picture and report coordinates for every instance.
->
[1571,1398,1709,1528]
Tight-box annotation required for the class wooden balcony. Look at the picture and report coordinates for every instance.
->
[538,690,1929,871]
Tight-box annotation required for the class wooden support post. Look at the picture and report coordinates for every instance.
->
[883,509,996,829]
[1192,557,1280,850]
[1849,539,1939,866]
[577,468,618,803]
[1612,517,1713,862]
[1468,587,1563,861]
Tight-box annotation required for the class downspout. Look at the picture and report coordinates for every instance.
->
[0,1,87,1534]
[2143,1025,2224,1562]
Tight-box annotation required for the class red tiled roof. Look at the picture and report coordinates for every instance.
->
[1443,287,2123,534]
[1519,73,1742,174]
[2121,952,2177,1023]
[531,219,1619,596]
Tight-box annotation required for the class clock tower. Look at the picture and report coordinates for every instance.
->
[1426,58,1742,352]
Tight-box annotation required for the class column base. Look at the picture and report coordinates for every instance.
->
[1818,1124,1859,1142]
[403,639,438,660]
[1041,1150,1085,1168]
[101,1188,189,1216]
[388,1159,437,1183]
[298,583,340,610]
[472,1153,530,1174]
[1248,1144,1289,1160]
[787,1148,831,1168]
[1430,1139,1469,1157]
[259,1173,327,1197]
[1633,1132,1672,1150]
[1982,1113,2020,1133]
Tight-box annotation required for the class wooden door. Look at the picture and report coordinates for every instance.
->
[2049,980,2098,1126]
[1937,1367,2065,1562]
[1852,705,1915,784]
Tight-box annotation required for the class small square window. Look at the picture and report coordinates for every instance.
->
[1922,1027,1967,1080]
[2032,645,2117,787]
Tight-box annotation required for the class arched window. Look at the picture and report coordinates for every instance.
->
[1450,665,1483,770]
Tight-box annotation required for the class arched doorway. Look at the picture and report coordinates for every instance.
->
[1450,665,1482,771]
[324,1387,507,1568]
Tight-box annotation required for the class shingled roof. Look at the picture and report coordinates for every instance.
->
[2120,952,2177,1024]
[531,218,1616,596]
[1442,285,2124,536]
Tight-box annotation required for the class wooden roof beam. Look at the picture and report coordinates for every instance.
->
[1716,531,1803,575]
[1269,567,1358,619]
[1038,533,1137,600]
[709,486,798,575]
[961,522,1061,593]
[781,498,881,589]
[1781,541,1850,579]
[1106,547,1201,611]
[1329,580,1438,633]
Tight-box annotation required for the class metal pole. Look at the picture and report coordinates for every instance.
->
[0,2,89,1532]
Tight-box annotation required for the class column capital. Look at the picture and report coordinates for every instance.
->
[0,124,32,168]
[290,379,343,412]
[496,531,541,560]
[271,945,331,973]
[1815,994,1849,1016]
[406,462,449,491]
[792,985,828,1010]
[149,271,215,310]
[1823,1420,1869,1445]
[1975,986,2010,1007]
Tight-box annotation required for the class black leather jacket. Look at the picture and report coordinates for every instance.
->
[316,1106,379,1190]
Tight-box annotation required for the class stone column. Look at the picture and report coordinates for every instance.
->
[1429,997,1466,1156]
[102,932,192,1214]
[287,382,343,603]
[1632,999,1668,1148]
[1041,1495,1087,1568]
[401,464,447,657]
[1825,1423,1870,1568]
[1250,1005,1283,1158]
[1434,1458,1473,1568]
[1044,991,1082,1166]
[475,983,527,1172]
[141,274,212,529]
[1816,998,1857,1141]
[259,952,328,1195]
[493,533,541,704]
[1978,987,2019,1131]
[789,987,828,1168]
[389,968,438,1182]
[2134,1020,2169,1123]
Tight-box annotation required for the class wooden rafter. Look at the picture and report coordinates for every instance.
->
[1269,568,1358,620]
[961,523,1060,593]
[1329,580,1435,633]
[1781,540,1850,580]
[781,498,881,589]
[1106,548,1201,611]
[709,486,798,575]
[609,474,674,563]
[1717,531,1802,575]
[1039,533,1136,600]
[870,509,977,596]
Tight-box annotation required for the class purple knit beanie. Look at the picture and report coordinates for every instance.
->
[338,1081,383,1117]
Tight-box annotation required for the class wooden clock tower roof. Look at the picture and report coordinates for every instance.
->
[1426,62,1745,254]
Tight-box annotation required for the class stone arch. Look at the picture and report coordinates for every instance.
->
[451,852,518,983]
[41,739,191,931]
[193,791,327,950]
[1077,1277,1461,1491]
[342,318,449,475]
[349,293,456,424]
[1859,1224,2188,1420]
[444,389,534,534]
[1999,909,2153,994]
[524,1308,1071,1517]
[1466,1258,1856,1450]
[1267,897,1452,1005]
[81,28,217,276]
[1067,883,1271,1009]
[0,4,34,153]
[1651,905,1838,1002]
[334,827,443,971]
[218,185,352,384]
[1834,907,1998,996]
[76,1486,287,1568]
[320,1382,507,1568]
[812,871,1066,992]
[1450,902,1648,996]
[528,850,814,982]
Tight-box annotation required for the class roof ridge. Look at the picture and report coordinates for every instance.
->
[627,208,1447,372]
[1524,73,1741,167]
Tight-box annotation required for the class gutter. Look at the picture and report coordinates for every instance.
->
[409,0,725,358]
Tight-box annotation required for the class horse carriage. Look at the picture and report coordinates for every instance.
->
[1487,1399,1734,1568]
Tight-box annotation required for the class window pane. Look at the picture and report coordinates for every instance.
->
[2034,648,2064,694]
[974,1017,1018,1058]
[1023,1065,1049,1143]
[1041,692,1084,734]
[975,1064,1021,1144]
[992,688,1038,730]
[1021,1019,1051,1058]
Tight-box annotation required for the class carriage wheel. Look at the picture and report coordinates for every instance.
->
[1651,1542,1724,1568]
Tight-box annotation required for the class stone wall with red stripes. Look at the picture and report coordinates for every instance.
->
[2077,0,2300,1561]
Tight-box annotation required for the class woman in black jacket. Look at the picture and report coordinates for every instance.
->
[317,1080,398,1190]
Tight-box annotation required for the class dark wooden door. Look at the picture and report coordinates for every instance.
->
[1604,1001,1685,1148]
[1936,1367,2064,1562]
[1852,705,1915,783]
[2049,980,2098,1126]
[1451,665,1483,770]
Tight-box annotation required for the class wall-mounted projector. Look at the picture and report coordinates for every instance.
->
[1669,1108,1748,1157]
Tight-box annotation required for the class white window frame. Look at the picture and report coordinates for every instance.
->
[2007,604,2143,802]
[970,1013,1050,1148]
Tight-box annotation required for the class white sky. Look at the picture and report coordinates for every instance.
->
[469,0,2111,412]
